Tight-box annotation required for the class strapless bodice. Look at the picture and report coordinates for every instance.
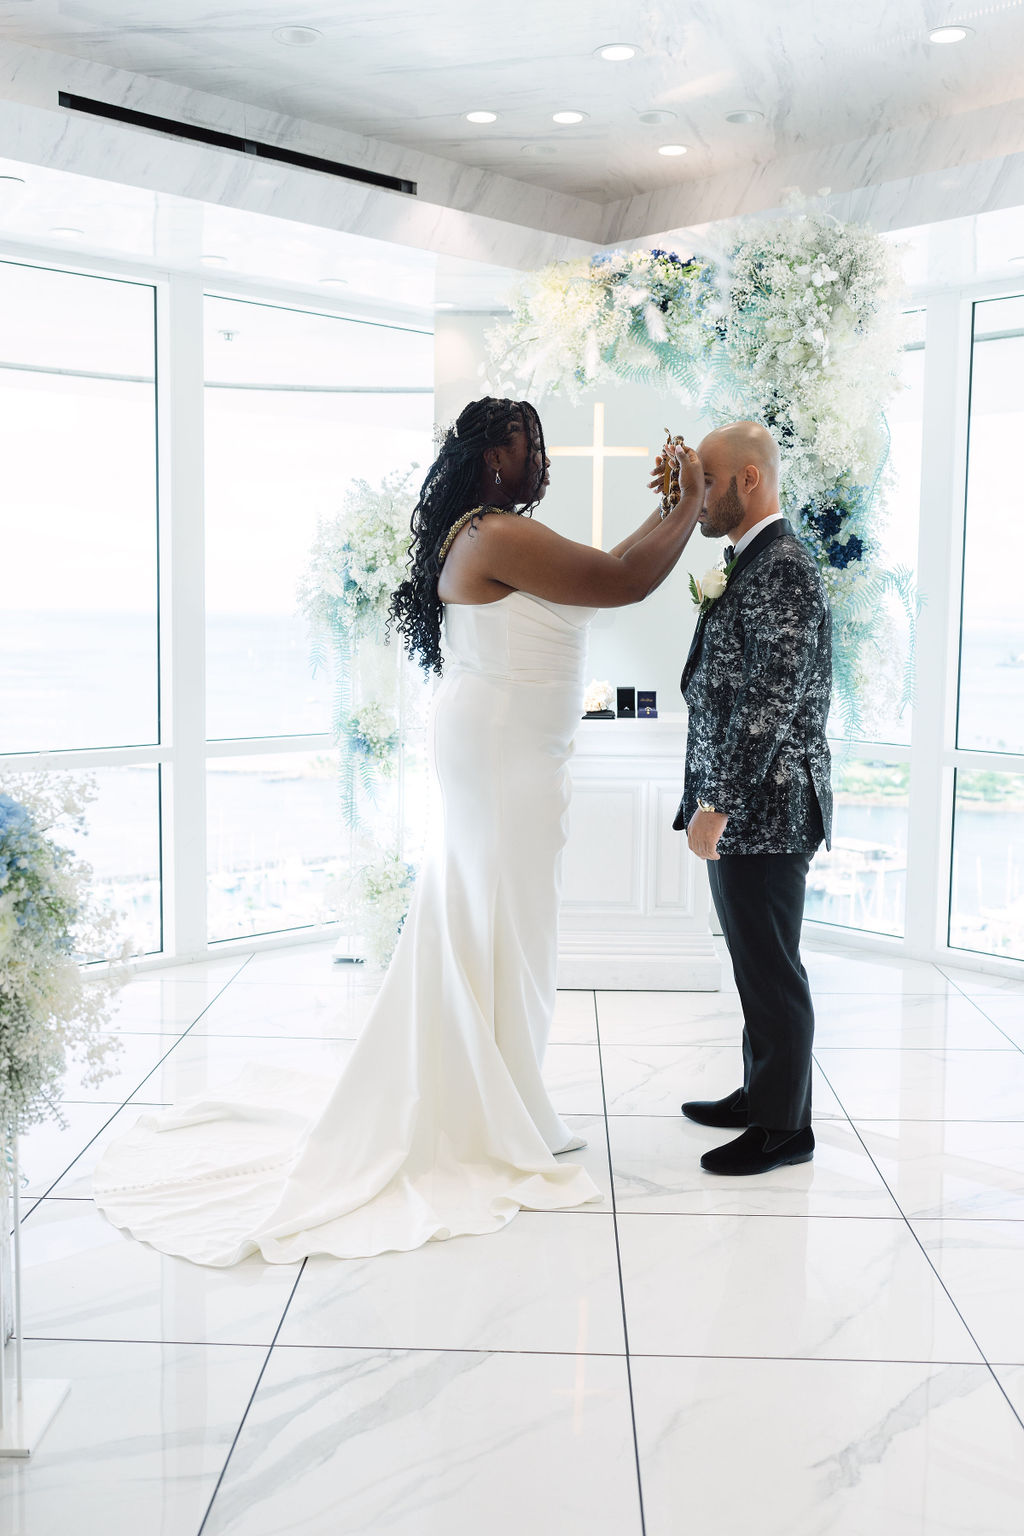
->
[442,591,594,687]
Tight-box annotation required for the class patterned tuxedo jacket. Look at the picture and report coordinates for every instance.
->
[673,518,833,855]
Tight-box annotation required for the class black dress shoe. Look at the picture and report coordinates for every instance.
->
[681,1088,748,1129]
[700,1125,814,1176]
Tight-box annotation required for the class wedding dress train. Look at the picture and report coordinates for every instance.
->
[93,592,603,1263]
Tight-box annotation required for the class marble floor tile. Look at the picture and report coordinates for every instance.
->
[610,1116,900,1217]
[17,1102,121,1198]
[60,1031,181,1103]
[991,1362,1024,1424]
[965,993,1024,1049]
[550,988,599,1043]
[631,1355,1024,1536]
[816,1047,1024,1120]
[596,989,743,1046]
[20,1198,300,1345]
[0,1338,266,1536]
[542,1041,604,1114]
[939,964,1024,997]
[617,1213,981,1362]
[854,1121,1024,1220]
[127,1033,354,1105]
[599,1043,844,1118]
[100,974,232,1032]
[231,941,360,986]
[278,1213,624,1354]
[913,1219,1024,1364]
[144,952,256,984]
[804,953,952,995]
[190,979,370,1039]
[812,992,1014,1050]
[203,1346,643,1536]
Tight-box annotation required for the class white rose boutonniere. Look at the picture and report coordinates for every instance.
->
[689,556,737,617]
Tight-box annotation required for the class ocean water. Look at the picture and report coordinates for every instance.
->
[2,611,1022,960]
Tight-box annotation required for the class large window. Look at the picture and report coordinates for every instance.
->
[0,260,161,953]
[949,295,1024,960]
[806,317,925,941]
[1,256,432,958]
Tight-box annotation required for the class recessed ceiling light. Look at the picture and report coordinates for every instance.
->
[50,226,83,237]
[595,43,638,62]
[272,25,322,46]
[637,109,676,126]
[465,110,498,124]
[657,144,688,157]
[726,109,764,124]
[201,253,227,266]
[318,277,348,286]
[552,111,587,125]
[928,24,972,43]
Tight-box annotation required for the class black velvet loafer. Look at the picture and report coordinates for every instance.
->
[700,1125,814,1176]
[681,1088,748,1129]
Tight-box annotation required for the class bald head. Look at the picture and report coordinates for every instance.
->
[699,421,780,489]
[694,420,781,543]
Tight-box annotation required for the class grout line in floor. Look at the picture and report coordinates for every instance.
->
[594,989,648,1536]
[811,1052,1024,1437]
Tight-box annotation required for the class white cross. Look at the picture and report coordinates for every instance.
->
[547,402,649,549]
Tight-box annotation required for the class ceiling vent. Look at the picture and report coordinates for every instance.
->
[58,92,417,196]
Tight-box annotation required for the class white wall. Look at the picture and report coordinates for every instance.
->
[434,312,727,712]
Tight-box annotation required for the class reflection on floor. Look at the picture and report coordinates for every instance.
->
[5,939,1024,1534]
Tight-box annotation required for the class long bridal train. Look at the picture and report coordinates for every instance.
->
[93,592,603,1265]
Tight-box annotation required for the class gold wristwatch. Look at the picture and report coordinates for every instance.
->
[697,798,719,815]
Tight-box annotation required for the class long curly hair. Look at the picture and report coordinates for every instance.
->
[389,397,546,674]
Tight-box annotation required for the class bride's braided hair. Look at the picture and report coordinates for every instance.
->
[389,396,546,674]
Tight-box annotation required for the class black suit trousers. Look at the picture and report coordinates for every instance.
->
[707,852,815,1132]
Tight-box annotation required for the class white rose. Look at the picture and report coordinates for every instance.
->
[584,678,614,713]
[701,567,728,601]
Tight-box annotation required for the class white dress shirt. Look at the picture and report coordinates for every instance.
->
[731,510,784,560]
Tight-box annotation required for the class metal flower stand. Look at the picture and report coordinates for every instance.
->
[0,1135,69,1457]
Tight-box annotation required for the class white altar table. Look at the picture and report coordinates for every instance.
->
[557,713,722,991]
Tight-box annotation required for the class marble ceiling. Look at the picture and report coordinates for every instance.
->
[2,0,1024,204]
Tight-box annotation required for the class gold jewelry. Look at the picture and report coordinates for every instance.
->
[697,797,718,815]
[437,505,518,567]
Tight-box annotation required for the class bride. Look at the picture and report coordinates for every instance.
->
[94,396,703,1263]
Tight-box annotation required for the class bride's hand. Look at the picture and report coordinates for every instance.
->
[673,442,705,500]
[647,454,667,495]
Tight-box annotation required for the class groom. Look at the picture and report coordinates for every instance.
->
[672,422,833,1176]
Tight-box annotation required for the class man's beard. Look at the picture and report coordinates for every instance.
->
[701,476,745,538]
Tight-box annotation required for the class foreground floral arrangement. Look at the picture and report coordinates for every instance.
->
[299,469,425,965]
[0,776,124,1138]
[488,205,915,732]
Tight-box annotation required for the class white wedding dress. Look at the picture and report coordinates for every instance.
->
[93,592,603,1264]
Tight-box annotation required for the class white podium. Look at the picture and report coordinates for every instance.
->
[557,713,721,991]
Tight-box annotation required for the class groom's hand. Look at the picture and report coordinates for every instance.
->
[687,808,728,861]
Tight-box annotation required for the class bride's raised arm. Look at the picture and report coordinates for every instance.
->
[454,444,704,610]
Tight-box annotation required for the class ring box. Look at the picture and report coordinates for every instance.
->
[616,687,636,718]
[638,690,658,718]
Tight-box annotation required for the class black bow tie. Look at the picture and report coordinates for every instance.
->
[724,544,736,564]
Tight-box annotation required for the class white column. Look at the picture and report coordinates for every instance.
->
[903,290,973,958]
[158,277,208,959]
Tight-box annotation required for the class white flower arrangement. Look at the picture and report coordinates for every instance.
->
[299,467,427,964]
[352,854,416,969]
[0,774,126,1140]
[298,466,418,647]
[343,701,399,771]
[487,199,914,732]
[583,679,615,714]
